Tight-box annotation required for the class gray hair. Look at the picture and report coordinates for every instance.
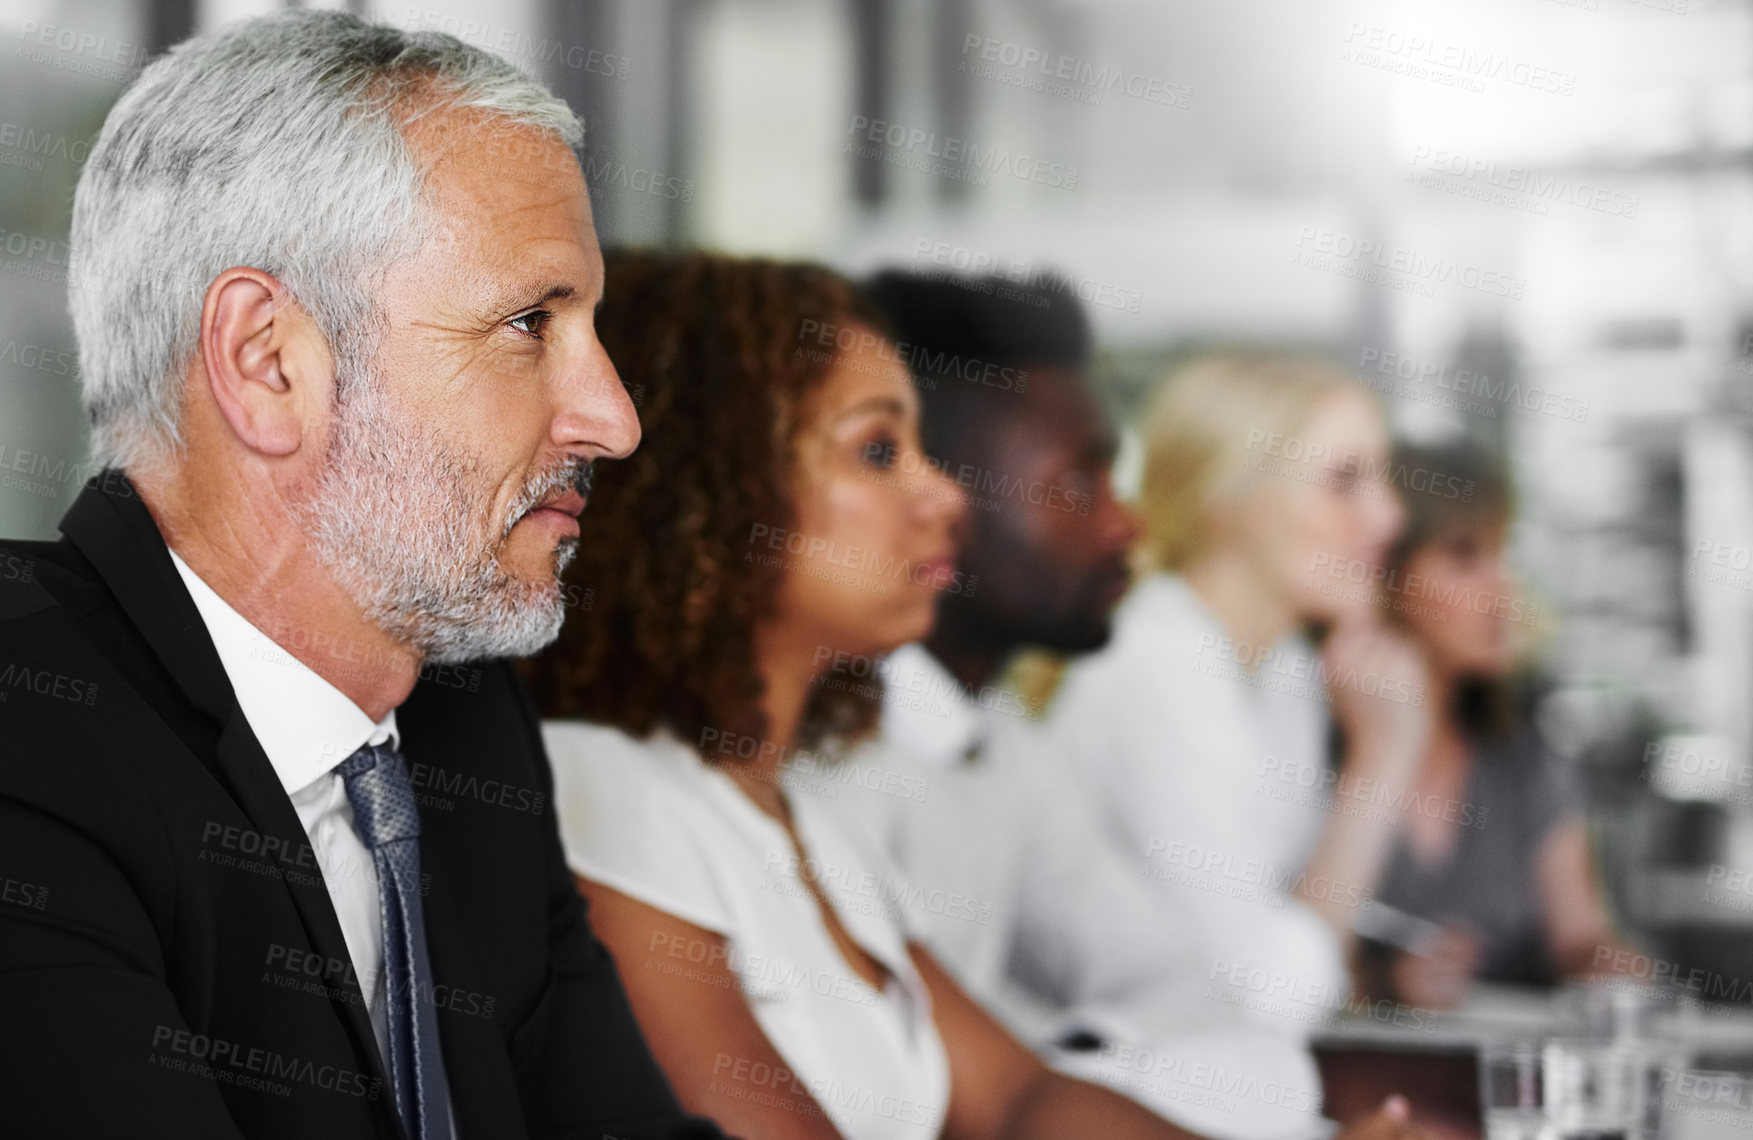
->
[69,10,584,472]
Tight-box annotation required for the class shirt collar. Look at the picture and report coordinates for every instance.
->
[879,643,986,769]
[168,549,399,797]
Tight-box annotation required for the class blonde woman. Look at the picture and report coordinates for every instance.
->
[1046,355,1430,1036]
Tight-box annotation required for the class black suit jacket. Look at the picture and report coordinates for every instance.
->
[0,471,724,1140]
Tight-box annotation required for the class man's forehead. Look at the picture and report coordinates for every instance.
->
[406,107,588,222]
[398,108,599,295]
[999,366,1111,450]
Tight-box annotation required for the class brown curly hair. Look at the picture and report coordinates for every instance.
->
[517,249,892,757]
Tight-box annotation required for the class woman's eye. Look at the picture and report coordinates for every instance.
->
[862,438,899,469]
[1062,466,1098,494]
[1332,469,1359,494]
[509,309,553,339]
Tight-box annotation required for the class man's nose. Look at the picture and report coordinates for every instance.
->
[553,342,641,460]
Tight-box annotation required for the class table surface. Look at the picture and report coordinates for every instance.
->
[1311,984,1753,1140]
[1313,983,1753,1054]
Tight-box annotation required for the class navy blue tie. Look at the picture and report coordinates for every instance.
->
[337,741,453,1140]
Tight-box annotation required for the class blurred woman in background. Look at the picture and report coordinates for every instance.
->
[1046,355,1430,1032]
[519,255,1396,1139]
[1360,440,1631,1011]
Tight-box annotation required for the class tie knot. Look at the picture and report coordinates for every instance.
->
[336,741,421,848]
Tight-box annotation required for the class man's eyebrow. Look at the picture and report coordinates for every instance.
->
[488,282,578,317]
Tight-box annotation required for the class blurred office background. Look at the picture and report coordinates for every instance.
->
[5,0,1753,991]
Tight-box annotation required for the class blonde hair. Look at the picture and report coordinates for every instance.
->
[1139,353,1365,571]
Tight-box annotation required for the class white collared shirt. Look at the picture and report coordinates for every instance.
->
[168,551,397,1069]
[1045,573,1350,1024]
[818,644,1328,1140]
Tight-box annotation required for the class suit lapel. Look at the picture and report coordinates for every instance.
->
[60,473,404,1136]
[213,710,402,1135]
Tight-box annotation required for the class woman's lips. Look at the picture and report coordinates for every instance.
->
[918,554,959,588]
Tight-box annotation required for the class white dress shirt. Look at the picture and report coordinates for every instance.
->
[1045,573,1351,1034]
[170,550,453,1139]
[818,644,1327,1140]
[545,721,952,1140]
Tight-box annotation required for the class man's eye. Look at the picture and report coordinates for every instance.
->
[863,439,899,468]
[509,309,553,339]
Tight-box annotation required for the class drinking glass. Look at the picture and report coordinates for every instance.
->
[1480,1040,1546,1140]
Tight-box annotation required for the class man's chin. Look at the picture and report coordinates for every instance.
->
[1035,617,1115,657]
[420,597,566,665]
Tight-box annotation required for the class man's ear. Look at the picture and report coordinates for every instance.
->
[198,268,330,458]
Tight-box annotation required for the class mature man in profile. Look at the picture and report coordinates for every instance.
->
[0,13,721,1140]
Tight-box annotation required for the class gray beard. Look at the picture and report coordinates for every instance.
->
[291,369,586,664]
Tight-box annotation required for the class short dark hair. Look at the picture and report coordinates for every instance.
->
[863,270,1092,462]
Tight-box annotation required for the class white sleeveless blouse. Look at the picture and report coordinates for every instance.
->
[544,720,952,1140]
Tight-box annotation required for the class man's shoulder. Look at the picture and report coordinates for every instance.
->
[0,536,79,622]
[0,535,118,697]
